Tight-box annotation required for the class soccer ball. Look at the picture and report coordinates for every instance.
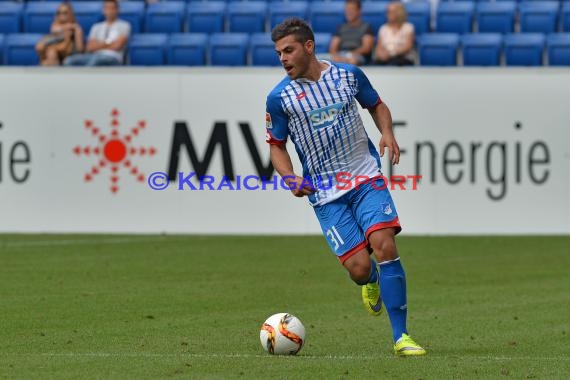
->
[259,313,306,355]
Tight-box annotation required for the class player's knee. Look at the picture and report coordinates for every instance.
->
[343,253,371,284]
[369,231,398,263]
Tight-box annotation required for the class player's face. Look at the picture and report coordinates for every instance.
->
[275,35,314,80]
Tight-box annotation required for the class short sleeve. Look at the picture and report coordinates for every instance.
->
[265,94,289,145]
[88,23,99,40]
[351,66,382,109]
[121,21,131,37]
[364,23,375,36]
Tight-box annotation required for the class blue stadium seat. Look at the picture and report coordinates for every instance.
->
[436,2,475,34]
[461,33,502,66]
[268,2,309,31]
[504,33,545,66]
[519,2,559,34]
[250,33,280,66]
[4,34,42,66]
[73,2,102,36]
[119,2,145,34]
[187,2,226,34]
[309,2,345,34]
[562,3,570,32]
[405,1,431,35]
[417,33,460,66]
[314,32,332,54]
[476,2,516,34]
[0,3,22,34]
[361,1,389,34]
[547,33,570,66]
[128,34,167,66]
[209,33,249,66]
[24,3,58,34]
[145,2,185,34]
[227,2,267,34]
[0,34,4,64]
[167,33,207,66]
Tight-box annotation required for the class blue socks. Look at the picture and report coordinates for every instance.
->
[379,258,408,342]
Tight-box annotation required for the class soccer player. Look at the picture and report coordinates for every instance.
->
[265,18,426,356]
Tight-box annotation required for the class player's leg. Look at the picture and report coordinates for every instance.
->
[351,177,426,355]
[312,196,382,315]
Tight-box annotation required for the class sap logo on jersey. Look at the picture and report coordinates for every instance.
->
[308,102,344,130]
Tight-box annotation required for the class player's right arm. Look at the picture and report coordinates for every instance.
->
[266,92,314,198]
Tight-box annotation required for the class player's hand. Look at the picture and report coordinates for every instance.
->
[284,176,316,198]
[379,133,400,165]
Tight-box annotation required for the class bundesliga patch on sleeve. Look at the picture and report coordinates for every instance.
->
[265,112,273,129]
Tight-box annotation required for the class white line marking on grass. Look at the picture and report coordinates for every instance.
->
[1,353,568,361]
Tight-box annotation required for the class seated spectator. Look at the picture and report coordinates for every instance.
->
[36,3,84,66]
[64,0,130,66]
[328,0,375,66]
[374,2,415,66]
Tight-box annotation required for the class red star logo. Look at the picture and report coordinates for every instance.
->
[73,108,157,193]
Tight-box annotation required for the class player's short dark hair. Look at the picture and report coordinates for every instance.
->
[346,0,362,9]
[271,18,315,45]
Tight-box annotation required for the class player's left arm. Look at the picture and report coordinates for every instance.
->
[352,65,400,165]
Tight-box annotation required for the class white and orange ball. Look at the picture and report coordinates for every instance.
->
[259,313,306,355]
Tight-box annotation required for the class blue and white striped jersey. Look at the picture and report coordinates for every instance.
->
[266,61,383,206]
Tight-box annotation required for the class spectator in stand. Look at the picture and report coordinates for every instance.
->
[36,3,84,66]
[374,2,415,66]
[64,0,130,66]
[328,0,375,66]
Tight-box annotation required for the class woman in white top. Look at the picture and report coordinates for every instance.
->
[374,2,416,66]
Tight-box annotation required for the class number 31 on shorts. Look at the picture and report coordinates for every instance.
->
[326,226,345,251]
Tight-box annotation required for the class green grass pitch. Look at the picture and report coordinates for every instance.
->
[1,234,569,379]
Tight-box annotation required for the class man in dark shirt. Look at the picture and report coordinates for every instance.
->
[329,0,375,65]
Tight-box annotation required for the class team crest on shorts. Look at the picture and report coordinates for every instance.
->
[383,204,392,215]
[265,112,273,129]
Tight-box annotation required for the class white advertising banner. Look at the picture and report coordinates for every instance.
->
[0,68,568,234]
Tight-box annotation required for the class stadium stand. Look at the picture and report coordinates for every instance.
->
[23,2,58,34]
[361,1,389,34]
[563,3,570,33]
[73,2,102,37]
[144,1,185,34]
[227,2,267,34]
[405,1,431,35]
[314,32,332,54]
[268,2,309,31]
[461,33,503,66]
[209,32,249,66]
[547,33,570,66]
[504,33,545,66]
[0,0,567,67]
[128,33,167,66]
[309,1,345,34]
[118,2,145,34]
[436,2,475,34]
[518,1,559,34]
[250,32,280,66]
[4,33,42,65]
[417,33,460,66]
[187,2,226,34]
[167,33,208,66]
[0,2,22,34]
[0,34,4,64]
[476,2,516,34]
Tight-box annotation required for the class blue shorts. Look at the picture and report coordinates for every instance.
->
[313,177,401,263]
